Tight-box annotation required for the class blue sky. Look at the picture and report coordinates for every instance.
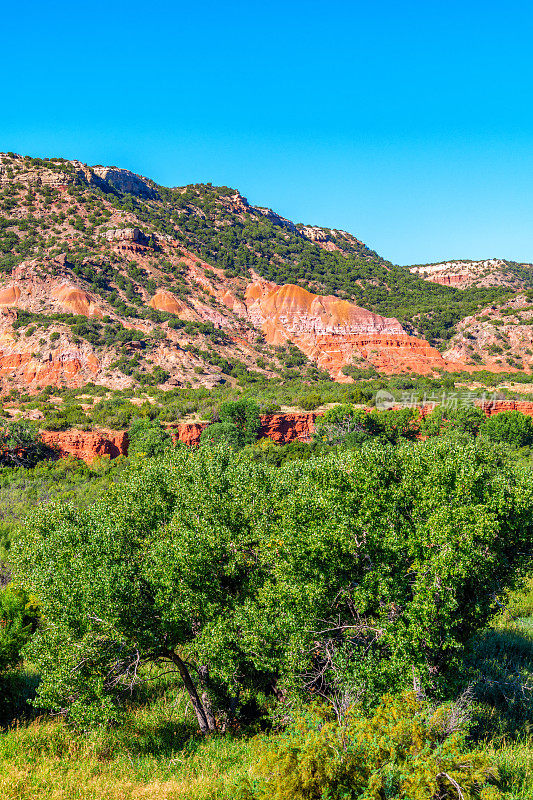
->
[3,0,533,265]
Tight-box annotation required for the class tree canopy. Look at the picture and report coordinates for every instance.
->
[11,439,533,730]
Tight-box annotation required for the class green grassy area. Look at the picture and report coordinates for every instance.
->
[1,614,533,799]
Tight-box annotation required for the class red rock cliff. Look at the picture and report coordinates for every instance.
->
[40,401,533,464]
[258,412,317,443]
[40,429,128,463]
[477,399,533,417]
[172,413,318,447]
[244,279,446,377]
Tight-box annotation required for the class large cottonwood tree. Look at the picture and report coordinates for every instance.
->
[11,438,533,730]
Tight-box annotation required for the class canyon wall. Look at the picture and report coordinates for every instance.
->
[171,413,318,448]
[40,429,128,462]
[244,280,446,377]
[37,401,533,464]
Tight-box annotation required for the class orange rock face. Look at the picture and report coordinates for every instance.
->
[40,429,128,463]
[245,279,445,377]
[428,275,469,286]
[478,399,533,417]
[149,290,185,314]
[149,290,200,319]
[0,346,100,389]
[51,284,103,318]
[349,335,447,374]
[258,412,317,443]
[0,286,21,306]
[170,422,208,446]
[171,413,318,447]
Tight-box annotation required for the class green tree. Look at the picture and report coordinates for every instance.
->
[200,421,243,448]
[483,410,533,449]
[127,417,172,457]
[0,587,39,673]
[0,418,53,468]
[218,400,261,444]
[447,405,486,436]
[10,439,533,732]
[314,405,377,446]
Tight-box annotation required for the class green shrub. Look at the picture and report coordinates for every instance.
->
[483,411,533,449]
[127,417,172,458]
[240,692,501,800]
[297,393,322,411]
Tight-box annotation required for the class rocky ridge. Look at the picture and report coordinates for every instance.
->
[410,259,533,290]
[0,152,530,391]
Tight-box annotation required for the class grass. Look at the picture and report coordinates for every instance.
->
[488,739,533,800]
[2,614,533,798]
[0,675,255,800]
[0,720,252,799]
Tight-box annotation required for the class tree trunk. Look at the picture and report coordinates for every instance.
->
[202,691,217,731]
[167,651,210,733]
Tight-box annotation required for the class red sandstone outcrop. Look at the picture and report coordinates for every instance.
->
[171,422,208,446]
[409,260,524,290]
[477,399,533,417]
[259,412,317,443]
[40,429,128,463]
[244,280,446,377]
[0,286,21,306]
[171,413,318,447]
[0,345,100,388]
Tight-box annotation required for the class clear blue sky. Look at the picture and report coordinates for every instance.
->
[4,0,533,265]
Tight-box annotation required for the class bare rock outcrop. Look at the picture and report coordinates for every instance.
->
[172,413,318,447]
[244,279,446,376]
[410,259,524,290]
[259,412,317,442]
[40,429,128,463]
[92,166,158,199]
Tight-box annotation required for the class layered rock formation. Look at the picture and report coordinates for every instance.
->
[40,429,128,462]
[1,151,529,388]
[149,290,192,316]
[171,422,208,446]
[259,412,317,443]
[245,279,446,377]
[410,259,526,289]
[477,399,533,417]
[91,166,159,199]
[0,344,100,388]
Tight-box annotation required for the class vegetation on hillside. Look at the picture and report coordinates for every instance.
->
[3,155,533,798]
[0,154,514,347]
